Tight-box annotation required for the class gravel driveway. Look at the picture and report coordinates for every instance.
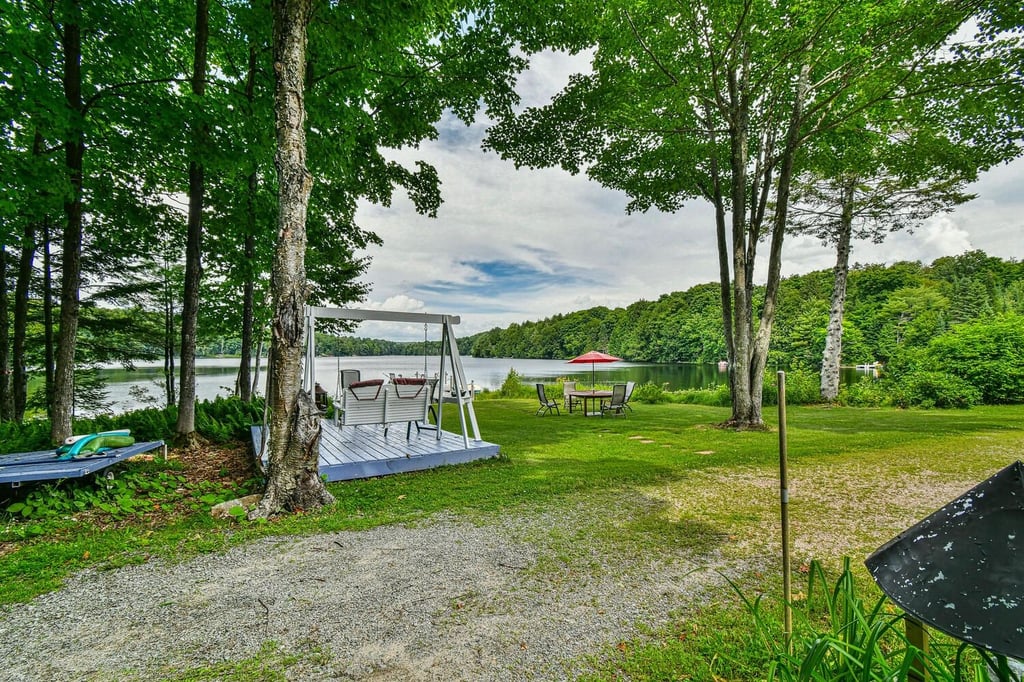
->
[0,508,741,682]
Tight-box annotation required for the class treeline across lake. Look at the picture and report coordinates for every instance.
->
[468,250,1024,369]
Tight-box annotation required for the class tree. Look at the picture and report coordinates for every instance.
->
[175,0,211,445]
[790,161,974,401]
[251,0,334,517]
[487,0,1022,427]
[790,59,1019,399]
[250,1,526,515]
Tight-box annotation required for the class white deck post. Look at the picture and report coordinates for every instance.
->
[303,310,316,393]
[445,320,482,446]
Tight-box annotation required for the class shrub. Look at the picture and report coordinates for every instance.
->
[499,368,527,398]
[674,383,731,407]
[0,397,267,454]
[891,371,982,409]
[924,314,1024,404]
[763,368,821,406]
[632,382,666,404]
[837,377,891,407]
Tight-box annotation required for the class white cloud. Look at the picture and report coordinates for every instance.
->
[349,56,1024,342]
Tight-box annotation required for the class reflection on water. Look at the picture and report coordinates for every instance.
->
[95,356,868,414]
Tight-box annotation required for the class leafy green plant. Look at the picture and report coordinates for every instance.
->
[763,368,822,406]
[499,368,527,398]
[0,397,267,455]
[674,382,732,406]
[892,371,982,409]
[632,382,666,404]
[837,376,891,407]
[736,559,1019,682]
[923,314,1024,404]
[2,462,259,523]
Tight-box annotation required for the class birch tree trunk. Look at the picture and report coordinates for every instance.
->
[0,245,10,421]
[820,179,857,401]
[252,0,334,518]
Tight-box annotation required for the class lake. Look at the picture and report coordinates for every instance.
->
[95,356,874,414]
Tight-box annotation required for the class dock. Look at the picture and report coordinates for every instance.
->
[0,441,168,486]
[250,421,500,482]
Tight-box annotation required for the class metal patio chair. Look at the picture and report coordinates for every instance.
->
[536,383,560,416]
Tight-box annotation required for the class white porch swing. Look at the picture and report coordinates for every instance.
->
[294,306,499,482]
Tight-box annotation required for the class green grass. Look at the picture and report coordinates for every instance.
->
[3,400,1022,679]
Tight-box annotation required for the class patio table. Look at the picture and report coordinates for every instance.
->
[568,390,612,417]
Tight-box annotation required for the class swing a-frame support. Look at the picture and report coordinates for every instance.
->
[303,306,484,448]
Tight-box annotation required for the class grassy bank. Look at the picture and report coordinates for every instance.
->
[2,400,1022,679]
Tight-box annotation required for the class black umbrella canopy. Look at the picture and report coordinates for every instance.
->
[865,460,1024,659]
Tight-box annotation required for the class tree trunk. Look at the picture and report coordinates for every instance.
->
[820,179,856,401]
[724,40,759,429]
[164,274,176,407]
[239,227,256,402]
[252,0,334,518]
[722,56,808,429]
[175,0,209,446]
[0,244,10,421]
[13,218,38,421]
[52,4,84,444]
[42,223,55,417]
[238,45,259,403]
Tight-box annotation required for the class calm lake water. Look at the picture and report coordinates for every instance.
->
[96,356,872,414]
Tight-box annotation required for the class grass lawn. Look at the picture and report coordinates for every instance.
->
[2,399,1022,679]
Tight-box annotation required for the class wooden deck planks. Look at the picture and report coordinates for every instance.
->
[249,421,499,482]
[0,441,168,485]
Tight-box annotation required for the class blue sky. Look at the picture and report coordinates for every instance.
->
[350,51,1024,342]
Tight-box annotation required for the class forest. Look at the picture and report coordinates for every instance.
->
[466,250,1024,404]
[0,1,522,434]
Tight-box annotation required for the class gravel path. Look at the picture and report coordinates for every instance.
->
[0,507,746,681]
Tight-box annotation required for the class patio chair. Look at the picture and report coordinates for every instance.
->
[536,383,560,416]
[339,369,361,389]
[562,381,579,411]
[623,381,636,412]
[601,383,628,417]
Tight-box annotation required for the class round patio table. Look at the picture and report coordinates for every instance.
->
[568,390,612,417]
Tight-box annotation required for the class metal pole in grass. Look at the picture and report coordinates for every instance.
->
[778,371,793,652]
[905,617,929,682]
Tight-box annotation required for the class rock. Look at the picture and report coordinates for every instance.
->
[210,494,263,520]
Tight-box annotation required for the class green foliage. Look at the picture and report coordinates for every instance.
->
[0,420,51,456]
[631,382,666,404]
[837,377,891,408]
[763,369,823,406]
[2,460,259,524]
[0,397,265,454]
[891,371,983,409]
[499,368,530,398]
[5,465,184,521]
[736,559,984,681]
[192,396,266,442]
[673,383,733,407]
[923,314,1024,404]
[312,333,445,358]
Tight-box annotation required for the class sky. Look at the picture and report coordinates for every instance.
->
[347,51,1024,342]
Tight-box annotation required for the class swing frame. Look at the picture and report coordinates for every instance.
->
[303,306,483,448]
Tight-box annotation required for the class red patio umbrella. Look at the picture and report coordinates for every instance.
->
[567,350,622,388]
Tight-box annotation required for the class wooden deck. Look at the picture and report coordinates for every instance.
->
[0,441,168,485]
[250,421,500,482]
